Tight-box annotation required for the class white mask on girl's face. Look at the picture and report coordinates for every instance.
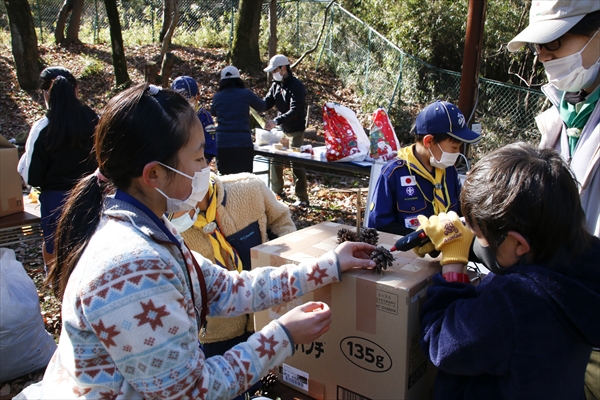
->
[272,71,283,82]
[429,143,460,169]
[170,208,199,233]
[155,163,210,213]
[543,30,600,92]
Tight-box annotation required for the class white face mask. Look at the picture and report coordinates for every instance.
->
[429,143,460,169]
[155,163,210,213]
[170,208,199,233]
[272,71,283,82]
[543,30,600,92]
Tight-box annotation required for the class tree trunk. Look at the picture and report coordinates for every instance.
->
[268,0,277,58]
[231,0,263,72]
[158,0,178,86]
[4,0,41,91]
[104,0,130,87]
[55,0,73,45]
[159,0,174,43]
[65,0,84,45]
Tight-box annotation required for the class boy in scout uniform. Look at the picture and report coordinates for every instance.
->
[367,100,480,254]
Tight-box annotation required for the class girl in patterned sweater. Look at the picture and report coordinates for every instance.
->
[16,84,376,400]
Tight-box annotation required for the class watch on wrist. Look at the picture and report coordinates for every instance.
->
[442,272,470,283]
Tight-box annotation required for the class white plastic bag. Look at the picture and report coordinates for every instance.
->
[255,128,284,145]
[0,248,56,382]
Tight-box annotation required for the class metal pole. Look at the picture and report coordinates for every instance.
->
[388,52,404,112]
[36,0,43,43]
[229,0,235,52]
[94,0,99,43]
[316,2,334,72]
[364,28,371,95]
[458,0,487,158]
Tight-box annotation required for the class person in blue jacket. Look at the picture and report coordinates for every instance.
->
[171,76,217,165]
[417,142,600,400]
[211,66,267,175]
[367,100,480,254]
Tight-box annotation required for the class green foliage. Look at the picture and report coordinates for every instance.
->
[80,55,104,78]
[338,0,538,86]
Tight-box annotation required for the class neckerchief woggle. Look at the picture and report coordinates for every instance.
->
[559,86,600,156]
[193,180,243,272]
[396,145,451,215]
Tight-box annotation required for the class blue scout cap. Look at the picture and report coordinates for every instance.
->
[171,76,199,99]
[415,100,481,144]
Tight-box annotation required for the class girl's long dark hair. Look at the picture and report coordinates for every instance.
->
[47,83,197,300]
[40,67,96,151]
[218,77,245,91]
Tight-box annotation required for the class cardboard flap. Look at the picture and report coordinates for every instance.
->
[0,135,16,149]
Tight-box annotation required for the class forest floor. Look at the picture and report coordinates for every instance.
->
[0,42,380,398]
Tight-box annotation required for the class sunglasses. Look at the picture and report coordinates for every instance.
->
[527,38,561,56]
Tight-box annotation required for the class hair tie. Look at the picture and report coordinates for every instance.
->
[94,168,108,183]
[148,85,160,96]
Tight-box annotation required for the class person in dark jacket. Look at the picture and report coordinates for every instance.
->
[416,142,600,400]
[211,66,266,175]
[171,76,217,165]
[18,66,98,268]
[264,54,309,207]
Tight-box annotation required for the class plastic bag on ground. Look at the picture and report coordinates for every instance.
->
[0,248,56,382]
[322,102,370,162]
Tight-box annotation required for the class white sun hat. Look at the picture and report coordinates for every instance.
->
[263,54,289,72]
[508,0,600,52]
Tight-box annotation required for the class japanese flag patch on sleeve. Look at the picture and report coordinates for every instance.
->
[401,175,416,186]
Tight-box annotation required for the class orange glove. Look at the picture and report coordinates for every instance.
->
[417,211,473,266]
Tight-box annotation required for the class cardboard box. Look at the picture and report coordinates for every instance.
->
[252,222,439,400]
[0,135,24,217]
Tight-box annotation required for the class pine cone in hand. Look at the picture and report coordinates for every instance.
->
[337,228,359,244]
[260,372,278,389]
[371,246,394,273]
[359,227,379,246]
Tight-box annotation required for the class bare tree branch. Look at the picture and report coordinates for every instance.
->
[291,1,335,69]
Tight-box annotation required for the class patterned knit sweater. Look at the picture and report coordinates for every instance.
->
[16,197,340,400]
[182,173,296,344]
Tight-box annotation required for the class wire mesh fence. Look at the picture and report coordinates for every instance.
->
[1,0,550,157]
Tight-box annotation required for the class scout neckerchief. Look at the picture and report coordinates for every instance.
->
[559,87,600,156]
[396,145,451,214]
[193,180,243,272]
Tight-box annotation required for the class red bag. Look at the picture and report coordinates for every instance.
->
[322,103,369,162]
[368,107,400,161]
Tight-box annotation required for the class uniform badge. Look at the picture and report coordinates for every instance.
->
[405,186,415,196]
[401,176,416,186]
[404,216,420,229]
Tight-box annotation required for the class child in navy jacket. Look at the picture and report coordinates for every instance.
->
[417,142,600,399]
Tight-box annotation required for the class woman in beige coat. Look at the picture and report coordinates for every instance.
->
[170,172,295,395]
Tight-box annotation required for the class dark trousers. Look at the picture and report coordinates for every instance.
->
[217,146,254,175]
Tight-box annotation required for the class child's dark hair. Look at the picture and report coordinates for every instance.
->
[218,77,245,91]
[461,142,592,268]
[47,84,197,299]
[40,66,97,151]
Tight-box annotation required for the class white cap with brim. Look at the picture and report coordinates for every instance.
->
[221,65,240,80]
[508,0,600,52]
[264,54,289,72]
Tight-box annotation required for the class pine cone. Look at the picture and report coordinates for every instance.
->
[371,246,394,273]
[359,227,379,246]
[337,228,359,244]
[261,372,278,389]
